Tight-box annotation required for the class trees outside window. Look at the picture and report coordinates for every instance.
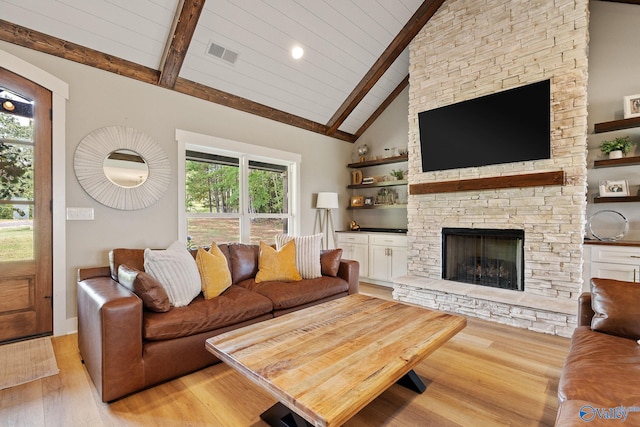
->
[0,113,34,206]
[185,150,291,246]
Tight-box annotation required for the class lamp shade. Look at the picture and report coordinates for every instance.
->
[316,192,339,209]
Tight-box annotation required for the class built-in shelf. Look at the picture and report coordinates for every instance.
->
[348,180,407,189]
[347,204,408,210]
[593,192,640,204]
[347,154,408,168]
[594,117,640,134]
[589,119,640,205]
[593,155,640,169]
[584,239,640,247]
[348,154,408,212]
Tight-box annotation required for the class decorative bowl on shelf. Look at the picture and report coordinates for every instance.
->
[588,210,628,241]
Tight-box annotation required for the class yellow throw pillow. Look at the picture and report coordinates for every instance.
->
[196,245,232,299]
[255,240,302,283]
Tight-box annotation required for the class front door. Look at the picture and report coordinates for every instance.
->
[0,67,53,343]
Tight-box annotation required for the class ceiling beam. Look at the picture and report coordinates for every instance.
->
[0,19,159,84]
[325,0,446,136]
[354,75,409,140]
[158,0,205,89]
[0,20,356,143]
[173,78,356,142]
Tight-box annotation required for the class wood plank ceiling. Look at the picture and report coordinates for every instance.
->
[0,0,445,143]
[2,0,634,143]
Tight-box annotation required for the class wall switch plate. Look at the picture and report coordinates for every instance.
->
[66,207,94,220]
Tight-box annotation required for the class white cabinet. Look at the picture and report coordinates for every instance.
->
[335,232,369,278]
[583,244,640,290]
[336,232,407,288]
[368,234,407,283]
[590,262,637,282]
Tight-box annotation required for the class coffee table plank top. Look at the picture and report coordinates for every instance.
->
[206,294,466,427]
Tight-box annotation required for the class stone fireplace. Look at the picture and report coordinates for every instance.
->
[442,228,524,292]
[392,0,589,337]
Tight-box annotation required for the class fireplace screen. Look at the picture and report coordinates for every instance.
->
[442,228,524,291]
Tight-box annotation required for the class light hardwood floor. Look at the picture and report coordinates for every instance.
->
[0,283,570,426]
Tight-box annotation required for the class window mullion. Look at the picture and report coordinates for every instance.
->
[239,155,250,243]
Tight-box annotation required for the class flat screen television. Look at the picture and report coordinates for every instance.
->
[418,79,550,172]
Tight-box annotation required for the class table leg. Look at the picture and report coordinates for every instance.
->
[260,402,312,427]
[396,369,427,393]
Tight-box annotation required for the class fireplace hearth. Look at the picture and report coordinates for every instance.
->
[442,228,524,291]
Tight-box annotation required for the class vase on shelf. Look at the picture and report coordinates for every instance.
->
[608,150,623,159]
[357,144,369,162]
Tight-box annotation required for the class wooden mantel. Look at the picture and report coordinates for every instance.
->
[409,171,565,195]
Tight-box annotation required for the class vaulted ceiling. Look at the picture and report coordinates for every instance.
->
[0,0,445,143]
[2,1,636,143]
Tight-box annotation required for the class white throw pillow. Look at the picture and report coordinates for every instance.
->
[275,233,322,279]
[143,241,202,307]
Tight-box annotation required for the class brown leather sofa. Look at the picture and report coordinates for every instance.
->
[77,243,359,402]
[555,278,640,426]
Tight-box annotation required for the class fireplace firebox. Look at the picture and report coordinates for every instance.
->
[442,228,524,291]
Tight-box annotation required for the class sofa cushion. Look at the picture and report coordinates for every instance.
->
[196,245,232,299]
[238,276,349,310]
[144,241,202,308]
[590,278,640,340]
[558,326,640,407]
[229,243,259,284]
[320,249,343,277]
[143,285,273,341]
[110,248,146,281]
[275,233,322,279]
[118,265,171,312]
[255,240,302,283]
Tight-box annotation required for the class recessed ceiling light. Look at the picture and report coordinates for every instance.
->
[291,46,304,60]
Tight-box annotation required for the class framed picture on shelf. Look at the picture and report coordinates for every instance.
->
[364,196,374,206]
[350,196,364,207]
[623,94,640,119]
[599,180,629,197]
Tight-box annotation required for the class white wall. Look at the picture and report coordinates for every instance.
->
[586,1,640,240]
[353,87,409,160]
[0,40,358,327]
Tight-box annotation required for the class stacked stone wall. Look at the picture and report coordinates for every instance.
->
[401,0,590,334]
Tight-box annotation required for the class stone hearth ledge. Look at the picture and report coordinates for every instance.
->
[392,275,577,337]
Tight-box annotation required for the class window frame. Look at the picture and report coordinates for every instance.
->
[176,129,301,244]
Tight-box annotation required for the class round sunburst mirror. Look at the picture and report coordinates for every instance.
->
[74,126,171,210]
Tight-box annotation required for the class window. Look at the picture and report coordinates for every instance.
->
[0,88,34,261]
[177,130,300,246]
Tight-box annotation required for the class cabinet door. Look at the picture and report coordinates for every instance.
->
[336,233,369,277]
[389,246,407,280]
[349,244,369,277]
[590,262,638,282]
[368,245,390,280]
[590,246,640,265]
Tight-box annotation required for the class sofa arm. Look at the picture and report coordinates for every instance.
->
[338,259,359,294]
[578,292,594,327]
[77,269,145,402]
[77,266,111,282]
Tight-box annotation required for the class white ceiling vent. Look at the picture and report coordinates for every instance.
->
[207,42,238,65]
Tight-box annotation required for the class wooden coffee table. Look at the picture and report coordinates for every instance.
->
[205,294,466,427]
